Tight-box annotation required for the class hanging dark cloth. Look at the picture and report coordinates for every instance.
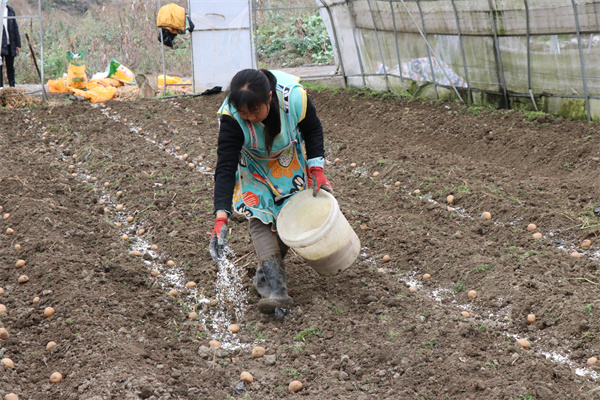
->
[157,28,176,48]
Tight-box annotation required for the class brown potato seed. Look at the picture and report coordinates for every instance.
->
[240,371,253,383]
[289,380,303,393]
[1,357,14,368]
[517,338,531,349]
[49,371,63,383]
[0,328,9,340]
[252,346,266,359]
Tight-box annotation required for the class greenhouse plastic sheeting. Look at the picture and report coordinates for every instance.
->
[317,0,600,120]
[189,0,256,91]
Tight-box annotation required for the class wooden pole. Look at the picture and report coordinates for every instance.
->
[25,33,48,101]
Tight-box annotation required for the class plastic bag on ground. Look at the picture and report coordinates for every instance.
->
[47,77,69,93]
[67,79,117,103]
[108,59,136,85]
[158,75,191,86]
[103,78,124,87]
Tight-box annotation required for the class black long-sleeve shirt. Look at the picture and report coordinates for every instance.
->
[213,94,324,214]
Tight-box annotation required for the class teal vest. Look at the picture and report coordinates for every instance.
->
[218,70,308,154]
[217,71,312,227]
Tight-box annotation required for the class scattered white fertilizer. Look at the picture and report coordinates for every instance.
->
[39,110,250,348]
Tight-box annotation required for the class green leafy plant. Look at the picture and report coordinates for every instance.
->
[475,264,493,273]
[472,322,487,332]
[255,11,333,68]
[294,326,322,343]
[453,283,465,292]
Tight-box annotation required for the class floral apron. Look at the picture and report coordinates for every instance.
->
[227,74,313,230]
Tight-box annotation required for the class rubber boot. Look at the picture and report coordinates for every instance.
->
[255,258,293,314]
[252,261,271,299]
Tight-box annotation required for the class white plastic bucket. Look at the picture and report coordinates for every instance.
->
[277,189,360,276]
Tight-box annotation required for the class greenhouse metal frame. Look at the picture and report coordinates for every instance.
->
[251,0,600,121]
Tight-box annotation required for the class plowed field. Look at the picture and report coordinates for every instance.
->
[1,88,600,399]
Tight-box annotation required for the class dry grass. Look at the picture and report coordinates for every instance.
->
[0,88,43,108]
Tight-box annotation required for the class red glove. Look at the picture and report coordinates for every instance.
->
[209,217,228,260]
[309,166,332,197]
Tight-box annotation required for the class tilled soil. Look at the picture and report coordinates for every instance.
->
[1,88,600,400]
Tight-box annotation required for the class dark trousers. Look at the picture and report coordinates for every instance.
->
[0,53,16,87]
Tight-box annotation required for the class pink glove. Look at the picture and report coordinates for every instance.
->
[209,217,228,260]
[309,166,332,197]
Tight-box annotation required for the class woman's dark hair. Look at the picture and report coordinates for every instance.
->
[228,69,280,154]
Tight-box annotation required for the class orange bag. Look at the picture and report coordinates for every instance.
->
[67,80,117,103]
[47,77,69,93]
[158,75,191,85]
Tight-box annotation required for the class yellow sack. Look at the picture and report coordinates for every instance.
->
[47,77,69,93]
[158,75,191,85]
[67,51,88,89]
[157,3,185,34]
[67,80,117,103]
[104,78,124,87]
[108,59,136,85]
